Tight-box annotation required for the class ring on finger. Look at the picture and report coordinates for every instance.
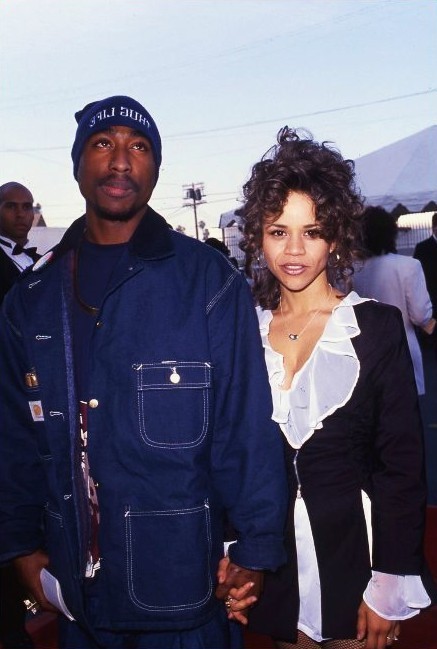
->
[225,596,234,609]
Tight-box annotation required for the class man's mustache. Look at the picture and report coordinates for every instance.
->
[98,175,139,192]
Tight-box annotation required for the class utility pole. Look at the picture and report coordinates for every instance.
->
[183,183,205,239]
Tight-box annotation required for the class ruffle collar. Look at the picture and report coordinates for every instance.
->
[258,292,370,449]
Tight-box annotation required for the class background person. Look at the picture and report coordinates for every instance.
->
[0,181,38,649]
[221,127,435,649]
[0,96,287,649]
[204,237,239,268]
[0,181,39,304]
[352,206,435,396]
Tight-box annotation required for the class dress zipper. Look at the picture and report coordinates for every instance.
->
[293,450,302,498]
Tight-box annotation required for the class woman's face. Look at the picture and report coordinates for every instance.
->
[262,191,334,293]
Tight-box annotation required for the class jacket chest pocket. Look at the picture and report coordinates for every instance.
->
[133,361,212,448]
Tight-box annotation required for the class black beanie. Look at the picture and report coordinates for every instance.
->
[71,95,162,181]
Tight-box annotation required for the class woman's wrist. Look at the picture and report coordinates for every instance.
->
[422,317,436,335]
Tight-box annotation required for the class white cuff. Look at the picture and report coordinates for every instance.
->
[223,540,237,556]
[363,570,431,620]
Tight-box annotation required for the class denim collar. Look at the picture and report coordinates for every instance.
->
[54,206,174,262]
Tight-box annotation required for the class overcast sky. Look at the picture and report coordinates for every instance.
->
[1,0,436,235]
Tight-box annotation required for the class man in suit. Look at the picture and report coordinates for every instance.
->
[0,181,39,305]
[0,181,38,648]
[414,212,437,319]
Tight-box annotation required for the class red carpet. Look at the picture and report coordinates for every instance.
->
[8,507,437,649]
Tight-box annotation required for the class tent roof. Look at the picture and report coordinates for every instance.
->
[354,125,437,212]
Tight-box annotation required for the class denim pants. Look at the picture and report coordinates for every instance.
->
[58,600,243,649]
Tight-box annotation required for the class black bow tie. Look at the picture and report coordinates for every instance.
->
[12,244,39,262]
[0,237,39,262]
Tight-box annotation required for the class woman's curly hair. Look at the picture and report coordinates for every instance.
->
[240,127,364,309]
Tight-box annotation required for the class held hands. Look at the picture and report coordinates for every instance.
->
[13,549,58,614]
[357,601,400,649]
[215,556,263,625]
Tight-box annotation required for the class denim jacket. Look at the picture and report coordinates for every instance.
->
[0,208,287,632]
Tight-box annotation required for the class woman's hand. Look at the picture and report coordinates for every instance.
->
[356,601,400,649]
[215,556,260,625]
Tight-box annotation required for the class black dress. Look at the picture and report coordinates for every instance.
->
[249,295,436,642]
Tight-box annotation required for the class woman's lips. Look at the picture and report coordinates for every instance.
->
[281,264,306,275]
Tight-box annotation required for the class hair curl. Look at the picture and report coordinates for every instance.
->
[239,127,364,309]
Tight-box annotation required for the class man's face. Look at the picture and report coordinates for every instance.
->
[77,125,156,223]
[0,185,34,244]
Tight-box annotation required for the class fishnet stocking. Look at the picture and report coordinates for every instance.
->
[325,641,366,649]
[275,632,366,649]
[275,631,321,649]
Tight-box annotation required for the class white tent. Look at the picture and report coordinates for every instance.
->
[354,125,437,212]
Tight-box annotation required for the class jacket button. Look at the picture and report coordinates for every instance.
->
[96,321,103,328]
[88,398,99,408]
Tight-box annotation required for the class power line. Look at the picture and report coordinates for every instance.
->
[1,88,435,153]
[165,89,437,139]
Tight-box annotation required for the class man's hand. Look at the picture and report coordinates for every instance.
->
[13,550,58,614]
[215,556,264,625]
[357,601,400,649]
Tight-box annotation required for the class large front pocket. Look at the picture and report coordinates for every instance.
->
[125,501,212,611]
[133,361,212,448]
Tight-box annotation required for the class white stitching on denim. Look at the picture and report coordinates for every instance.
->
[206,272,237,314]
[136,362,211,448]
[45,506,63,521]
[125,503,212,611]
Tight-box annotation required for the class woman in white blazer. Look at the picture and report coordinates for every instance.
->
[352,206,435,395]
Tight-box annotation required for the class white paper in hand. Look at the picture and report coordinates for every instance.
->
[40,568,75,621]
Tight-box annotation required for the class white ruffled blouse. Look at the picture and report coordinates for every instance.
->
[257,292,430,641]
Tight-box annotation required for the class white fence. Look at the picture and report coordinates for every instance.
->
[396,212,434,255]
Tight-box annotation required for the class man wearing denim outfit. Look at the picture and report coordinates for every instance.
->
[0,96,287,648]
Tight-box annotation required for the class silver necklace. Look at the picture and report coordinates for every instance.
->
[280,284,332,341]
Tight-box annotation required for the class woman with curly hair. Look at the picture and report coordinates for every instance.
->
[218,128,434,649]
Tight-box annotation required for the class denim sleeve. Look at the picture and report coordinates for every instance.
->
[207,272,287,571]
[0,295,48,562]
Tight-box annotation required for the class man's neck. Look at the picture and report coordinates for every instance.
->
[84,211,145,245]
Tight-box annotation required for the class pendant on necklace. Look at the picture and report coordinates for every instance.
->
[288,333,299,341]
